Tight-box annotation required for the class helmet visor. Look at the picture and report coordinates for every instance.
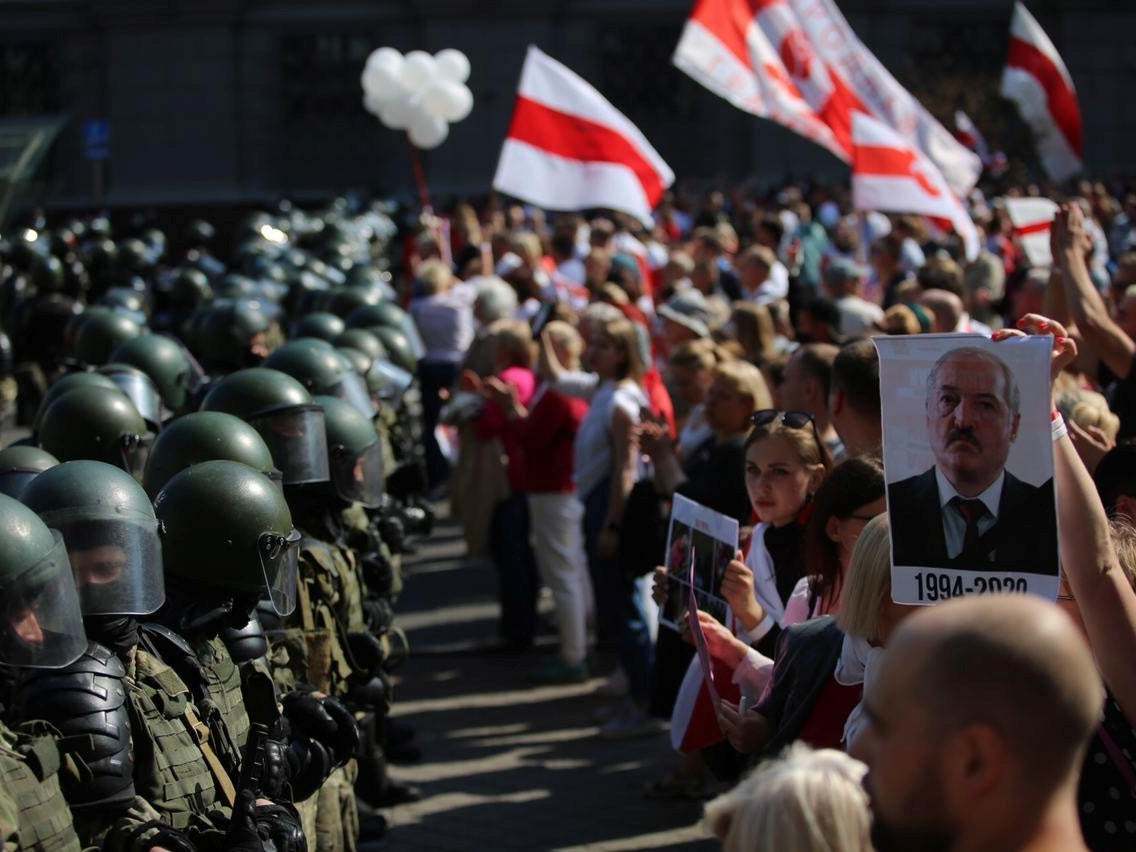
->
[41,509,165,616]
[333,372,376,418]
[106,371,163,428]
[250,405,330,485]
[258,528,301,615]
[368,360,414,401]
[329,440,384,508]
[0,470,40,501]
[0,531,87,669]
[400,317,426,360]
[120,432,155,481]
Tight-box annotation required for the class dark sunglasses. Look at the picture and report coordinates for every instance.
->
[750,409,815,430]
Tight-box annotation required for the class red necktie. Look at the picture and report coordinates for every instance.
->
[950,497,989,561]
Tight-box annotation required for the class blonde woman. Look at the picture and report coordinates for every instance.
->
[703,743,872,852]
[541,315,657,737]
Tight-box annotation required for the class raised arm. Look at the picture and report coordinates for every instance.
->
[1055,203,1136,378]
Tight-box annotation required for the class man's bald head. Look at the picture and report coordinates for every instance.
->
[919,288,964,333]
[887,594,1102,789]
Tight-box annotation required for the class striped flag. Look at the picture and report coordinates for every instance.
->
[1003,196,1059,269]
[673,0,981,196]
[1001,2,1083,182]
[954,110,992,167]
[493,46,675,226]
[851,112,979,261]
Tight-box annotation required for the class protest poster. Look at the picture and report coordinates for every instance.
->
[874,333,1059,604]
[686,546,720,710]
[660,493,739,631]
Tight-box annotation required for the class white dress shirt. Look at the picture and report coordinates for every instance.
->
[935,467,1003,559]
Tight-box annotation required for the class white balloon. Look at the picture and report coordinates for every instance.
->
[442,83,473,122]
[366,46,403,75]
[400,51,437,93]
[362,64,403,98]
[419,81,459,118]
[434,48,470,84]
[407,110,449,150]
[379,97,417,131]
[363,90,386,117]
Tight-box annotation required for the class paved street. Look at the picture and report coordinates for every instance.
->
[370,513,716,851]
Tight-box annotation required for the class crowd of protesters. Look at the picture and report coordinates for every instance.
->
[407,179,1136,851]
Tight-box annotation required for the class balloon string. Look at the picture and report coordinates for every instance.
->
[407,139,432,212]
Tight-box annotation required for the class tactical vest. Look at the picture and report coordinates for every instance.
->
[0,721,83,852]
[192,635,250,765]
[125,647,229,829]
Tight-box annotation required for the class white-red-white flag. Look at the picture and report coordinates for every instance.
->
[851,112,979,261]
[954,110,992,167]
[1003,196,1059,268]
[673,0,981,196]
[492,46,674,226]
[1001,2,1083,182]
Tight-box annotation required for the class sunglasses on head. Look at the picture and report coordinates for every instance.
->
[750,409,815,430]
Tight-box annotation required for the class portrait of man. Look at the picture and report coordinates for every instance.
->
[887,346,1058,574]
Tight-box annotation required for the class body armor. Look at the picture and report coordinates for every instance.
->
[14,643,134,811]
[0,720,83,852]
[124,645,227,830]
[221,614,270,665]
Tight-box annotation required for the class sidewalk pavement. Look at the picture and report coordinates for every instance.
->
[369,512,716,851]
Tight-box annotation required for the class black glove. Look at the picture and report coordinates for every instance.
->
[376,515,405,553]
[285,736,336,801]
[223,791,266,852]
[281,692,359,765]
[136,823,196,852]
[361,596,393,634]
[346,630,386,677]
[261,738,289,800]
[255,802,307,852]
[347,674,390,716]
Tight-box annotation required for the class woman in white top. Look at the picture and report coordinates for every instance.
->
[542,311,657,738]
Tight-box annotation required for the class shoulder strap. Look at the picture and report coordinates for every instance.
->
[181,702,237,808]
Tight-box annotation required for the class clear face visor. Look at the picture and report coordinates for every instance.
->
[0,531,87,668]
[258,528,301,616]
[120,432,155,481]
[0,470,41,501]
[367,360,414,402]
[329,440,384,508]
[333,371,377,418]
[400,318,426,360]
[250,405,330,485]
[106,371,163,428]
[41,509,165,616]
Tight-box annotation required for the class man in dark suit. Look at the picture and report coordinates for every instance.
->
[887,346,1058,574]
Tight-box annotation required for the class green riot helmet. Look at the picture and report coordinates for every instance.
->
[33,371,119,435]
[72,310,143,366]
[320,286,383,319]
[312,396,384,508]
[99,287,148,317]
[0,445,58,500]
[38,386,152,478]
[336,347,372,380]
[333,328,386,361]
[263,338,374,418]
[109,333,197,413]
[0,493,87,668]
[169,267,212,309]
[370,326,417,373]
[142,411,275,499]
[368,359,414,402]
[22,461,164,617]
[154,460,299,615]
[202,368,329,485]
[346,300,424,360]
[99,364,163,431]
[292,312,345,343]
[193,302,272,372]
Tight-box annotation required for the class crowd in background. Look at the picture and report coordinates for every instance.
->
[402,178,1136,851]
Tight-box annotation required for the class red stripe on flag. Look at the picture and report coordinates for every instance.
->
[1007,36,1083,157]
[854,144,941,198]
[690,0,764,70]
[1015,220,1052,237]
[507,96,666,206]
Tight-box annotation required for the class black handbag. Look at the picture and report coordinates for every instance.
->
[618,478,670,581]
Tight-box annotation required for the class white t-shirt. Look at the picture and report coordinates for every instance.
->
[558,374,648,500]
